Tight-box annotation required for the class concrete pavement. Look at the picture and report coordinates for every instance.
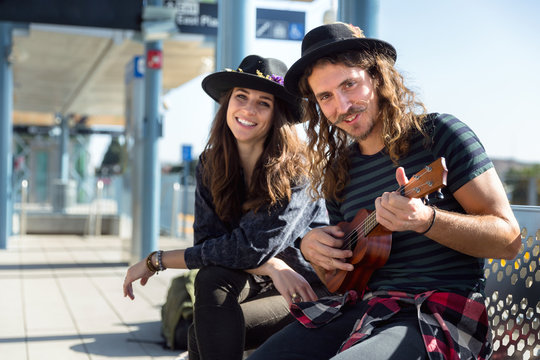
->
[0,234,193,360]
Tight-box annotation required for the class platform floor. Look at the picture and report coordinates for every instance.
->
[0,234,192,360]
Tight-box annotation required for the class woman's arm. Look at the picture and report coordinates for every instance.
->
[123,249,189,300]
[186,174,327,270]
[246,257,318,305]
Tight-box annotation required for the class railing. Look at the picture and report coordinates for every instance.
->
[13,173,196,238]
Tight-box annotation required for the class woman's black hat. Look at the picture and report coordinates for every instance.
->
[202,55,303,122]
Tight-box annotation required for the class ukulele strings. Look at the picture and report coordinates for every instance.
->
[340,167,434,250]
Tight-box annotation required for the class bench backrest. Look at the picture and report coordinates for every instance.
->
[484,205,539,359]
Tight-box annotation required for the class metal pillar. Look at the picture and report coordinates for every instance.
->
[337,0,379,37]
[59,115,69,182]
[141,0,163,256]
[0,22,13,249]
[181,146,191,238]
[125,55,145,263]
[51,114,72,213]
[52,114,71,213]
[216,0,247,70]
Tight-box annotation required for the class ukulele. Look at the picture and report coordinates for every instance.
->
[314,157,448,294]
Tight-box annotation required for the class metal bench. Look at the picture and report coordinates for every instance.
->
[484,205,539,360]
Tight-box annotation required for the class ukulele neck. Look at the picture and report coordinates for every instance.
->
[363,211,378,236]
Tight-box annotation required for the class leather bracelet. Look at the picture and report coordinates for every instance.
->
[145,251,158,273]
[420,207,436,235]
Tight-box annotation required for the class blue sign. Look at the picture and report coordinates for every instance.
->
[125,55,145,84]
[256,8,305,41]
[182,144,192,162]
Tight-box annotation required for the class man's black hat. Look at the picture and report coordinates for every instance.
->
[284,22,397,97]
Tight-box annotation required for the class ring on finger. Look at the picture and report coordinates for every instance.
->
[291,293,303,303]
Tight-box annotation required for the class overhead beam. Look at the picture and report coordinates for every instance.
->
[0,0,143,31]
[13,111,125,127]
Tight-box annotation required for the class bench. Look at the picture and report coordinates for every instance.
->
[484,205,539,359]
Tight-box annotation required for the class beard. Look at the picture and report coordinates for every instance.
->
[353,120,376,141]
[332,105,377,141]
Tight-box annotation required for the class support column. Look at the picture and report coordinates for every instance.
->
[141,0,163,256]
[338,0,380,37]
[52,114,72,213]
[0,22,13,249]
[59,115,69,182]
[216,0,247,70]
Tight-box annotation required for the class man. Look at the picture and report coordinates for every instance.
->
[248,22,520,360]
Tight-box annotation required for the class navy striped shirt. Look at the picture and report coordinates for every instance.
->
[327,113,493,293]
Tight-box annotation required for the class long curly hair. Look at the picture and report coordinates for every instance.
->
[200,89,308,224]
[298,51,428,201]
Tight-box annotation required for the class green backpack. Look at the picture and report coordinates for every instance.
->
[161,269,198,350]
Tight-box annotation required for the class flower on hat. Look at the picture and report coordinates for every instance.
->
[269,74,284,85]
[256,70,284,85]
[222,67,284,85]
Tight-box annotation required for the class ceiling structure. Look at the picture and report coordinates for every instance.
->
[11,24,215,128]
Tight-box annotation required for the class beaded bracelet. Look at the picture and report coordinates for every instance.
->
[420,207,436,235]
[145,251,158,273]
[157,250,167,271]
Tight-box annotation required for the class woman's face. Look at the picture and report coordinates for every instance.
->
[226,87,275,148]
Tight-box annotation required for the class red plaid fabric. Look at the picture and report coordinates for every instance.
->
[290,290,492,360]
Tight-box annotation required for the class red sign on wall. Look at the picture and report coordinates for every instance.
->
[146,50,163,70]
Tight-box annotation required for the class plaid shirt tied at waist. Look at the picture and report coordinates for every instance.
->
[290,290,493,360]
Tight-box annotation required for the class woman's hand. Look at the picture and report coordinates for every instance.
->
[123,257,155,300]
[247,258,317,306]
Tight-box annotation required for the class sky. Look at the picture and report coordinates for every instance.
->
[117,0,540,167]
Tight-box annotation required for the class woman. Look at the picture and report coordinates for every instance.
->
[123,55,330,360]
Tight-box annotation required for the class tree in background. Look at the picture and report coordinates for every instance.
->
[505,164,540,205]
[97,136,127,176]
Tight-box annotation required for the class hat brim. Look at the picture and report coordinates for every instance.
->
[284,38,397,97]
[202,71,303,123]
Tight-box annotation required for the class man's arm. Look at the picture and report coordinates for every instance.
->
[376,167,521,260]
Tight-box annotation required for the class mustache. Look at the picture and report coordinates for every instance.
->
[333,105,367,126]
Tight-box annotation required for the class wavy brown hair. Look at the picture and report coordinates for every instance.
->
[201,89,308,224]
[298,51,428,201]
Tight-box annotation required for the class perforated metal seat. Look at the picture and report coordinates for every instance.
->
[484,206,540,360]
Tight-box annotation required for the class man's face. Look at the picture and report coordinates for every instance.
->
[307,62,380,142]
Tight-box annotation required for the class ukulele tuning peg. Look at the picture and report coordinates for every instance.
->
[436,189,444,200]
[422,195,430,205]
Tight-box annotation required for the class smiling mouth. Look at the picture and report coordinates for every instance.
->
[335,106,366,126]
[237,117,256,127]
[343,114,357,122]
[335,111,361,126]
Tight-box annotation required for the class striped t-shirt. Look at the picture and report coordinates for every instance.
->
[326,113,493,294]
